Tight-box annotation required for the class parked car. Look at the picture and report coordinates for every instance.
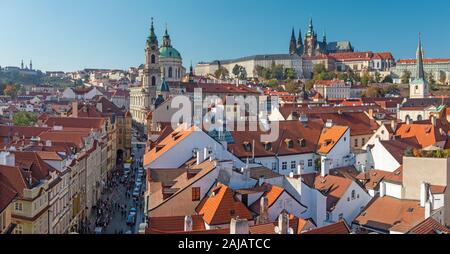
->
[126,214,136,226]
[132,188,140,197]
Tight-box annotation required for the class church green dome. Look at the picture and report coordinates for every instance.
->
[159,46,182,60]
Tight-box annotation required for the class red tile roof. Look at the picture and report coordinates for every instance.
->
[354,196,425,233]
[408,217,450,234]
[146,215,206,234]
[397,58,450,64]
[196,183,253,226]
[302,221,350,234]
[44,117,106,130]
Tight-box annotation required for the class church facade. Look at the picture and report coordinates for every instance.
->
[130,19,177,130]
[290,18,354,57]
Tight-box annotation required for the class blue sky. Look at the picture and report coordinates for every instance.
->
[0,0,449,72]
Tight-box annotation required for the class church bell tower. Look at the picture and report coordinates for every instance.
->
[143,18,161,103]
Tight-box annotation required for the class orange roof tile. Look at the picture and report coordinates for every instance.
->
[354,196,425,233]
[302,221,350,234]
[196,183,253,226]
[143,124,196,167]
[408,217,450,234]
[317,125,348,154]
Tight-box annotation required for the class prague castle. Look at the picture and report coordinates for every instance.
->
[195,18,356,79]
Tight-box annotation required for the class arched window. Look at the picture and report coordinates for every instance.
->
[417,115,423,121]
[168,67,173,78]
[151,76,156,86]
[151,54,156,64]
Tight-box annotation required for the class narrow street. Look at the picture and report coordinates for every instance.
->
[90,128,147,234]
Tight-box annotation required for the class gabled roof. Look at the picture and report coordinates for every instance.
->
[302,221,350,234]
[44,116,105,130]
[379,137,421,164]
[149,159,218,211]
[356,169,392,190]
[146,215,206,234]
[144,124,197,166]
[317,125,348,154]
[196,183,253,225]
[0,168,20,213]
[395,119,449,148]
[312,174,353,211]
[354,196,424,233]
[0,165,27,195]
[227,119,324,158]
[408,217,450,234]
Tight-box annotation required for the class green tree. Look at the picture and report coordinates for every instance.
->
[214,67,229,79]
[362,86,381,98]
[374,71,381,83]
[232,64,241,77]
[284,68,297,80]
[284,80,300,94]
[267,79,279,88]
[361,71,370,86]
[438,71,446,85]
[13,112,37,126]
[3,84,18,97]
[271,64,285,80]
[305,79,315,91]
[255,65,265,78]
[401,70,411,84]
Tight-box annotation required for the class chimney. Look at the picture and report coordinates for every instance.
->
[390,120,397,132]
[368,108,374,120]
[230,218,249,234]
[289,171,294,178]
[96,102,103,112]
[0,151,15,167]
[431,115,437,127]
[184,215,193,232]
[72,100,78,118]
[420,182,429,207]
[45,140,52,147]
[297,164,302,175]
[196,150,203,165]
[379,181,386,197]
[425,200,432,219]
[203,147,209,161]
[320,158,328,178]
[276,211,289,234]
[406,116,412,125]
[259,196,269,224]
[258,175,265,186]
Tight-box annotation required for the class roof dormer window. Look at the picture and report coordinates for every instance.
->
[298,138,306,147]
[243,142,252,152]
[285,139,293,148]
[263,142,272,151]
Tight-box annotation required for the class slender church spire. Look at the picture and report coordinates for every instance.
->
[297,29,303,46]
[416,32,425,80]
[289,27,297,55]
[307,17,314,36]
[147,17,158,45]
[323,30,327,44]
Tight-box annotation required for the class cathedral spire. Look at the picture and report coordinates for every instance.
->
[322,30,327,44]
[297,29,303,46]
[289,27,297,55]
[416,32,425,80]
[307,17,314,37]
